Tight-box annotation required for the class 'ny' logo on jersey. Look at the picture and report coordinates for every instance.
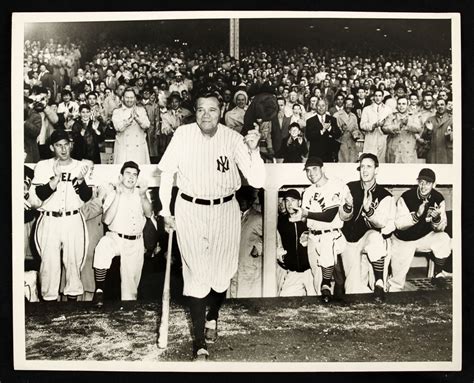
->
[217,156,230,173]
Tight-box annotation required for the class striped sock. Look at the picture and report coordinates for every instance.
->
[321,266,334,288]
[94,268,107,291]
[372,258,385,282]
[433,257,446,276]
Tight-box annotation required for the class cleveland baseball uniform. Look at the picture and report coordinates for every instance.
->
[301,170,348,296]
[388,169,451,291]
[32,157,92,301]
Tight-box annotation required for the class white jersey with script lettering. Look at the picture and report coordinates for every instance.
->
[32,158,87,212]
[302,178,348,231]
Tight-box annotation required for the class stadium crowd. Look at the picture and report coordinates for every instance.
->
[24,39,453,166]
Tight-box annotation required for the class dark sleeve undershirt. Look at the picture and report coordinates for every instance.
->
[35,183,55,201]
[306,206,339,222]
[75,180,93,202]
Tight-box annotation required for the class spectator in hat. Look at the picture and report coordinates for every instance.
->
[169,71,189,94]
[138,87,161,163]
[277,122,308,163]
[225,90,248,133]
[388,168,451,291]
[334,97,362,163]
[57,90,79,131]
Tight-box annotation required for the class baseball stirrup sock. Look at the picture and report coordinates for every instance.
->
[433,257,447,276]
[206,289,227,321]
[321,266,334,288]
[94,269,107,291]
[188,296,207,346]
[372,258,385,282]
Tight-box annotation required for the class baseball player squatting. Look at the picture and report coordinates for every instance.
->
[92,161,153,306]
[32,130,93,301]
[387,168,451,291]
[158,91,265,360]
[290,157,348,303]
[339,153,395,299]
[277,189,317,297]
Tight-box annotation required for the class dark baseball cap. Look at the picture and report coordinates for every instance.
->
[120,161,140,175]
[417,168,436,183]
[49,130,71,145]
[304,156,324,170]
[284,189,301,200]
[357,152,379,170]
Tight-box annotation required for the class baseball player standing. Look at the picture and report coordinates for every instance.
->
[158,90,264,360]
[387,168,451,291]
[92,161,153,306]
[32,130,93,301]
[290,157,348,303]
[339,153,395,300]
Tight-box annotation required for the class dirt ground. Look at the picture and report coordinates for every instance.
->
[25,289,452,363]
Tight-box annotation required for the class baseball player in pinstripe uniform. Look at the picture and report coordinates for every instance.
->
[339,153,395,300]
[290,157,348,303]
[92,161,153,306]
[32,130,93,301]
[158,90,265,360]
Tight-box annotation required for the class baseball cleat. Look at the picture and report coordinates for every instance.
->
[431,275,448,288]
[321,286,332,304]
[193,347,210,361]
[205,320,218,343]
[93,289,104,308]
[374,284,385,303]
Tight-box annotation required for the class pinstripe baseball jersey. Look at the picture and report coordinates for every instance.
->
[157,122,265,298]
[302,178,348,231]
[32,158,87,212]
[158,123,265,199]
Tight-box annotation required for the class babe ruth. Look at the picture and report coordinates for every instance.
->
[290,157,348,303]
[92,161,153,306]
[32,130,93,301]
[339,153,395,299]
[158,90,264,360]
[387,168,451,291]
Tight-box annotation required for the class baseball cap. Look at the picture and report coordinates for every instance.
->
[120,161,140,175]
[417,168,436,183]
[49,130,71,145]
[284,189,301,200]
[304,156,324,170]
[357,152,379,170]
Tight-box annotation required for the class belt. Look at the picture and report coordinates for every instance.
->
[181,193,234,206]
[309,228,340,235]
[43,210,79,217]
[117,233,142,240]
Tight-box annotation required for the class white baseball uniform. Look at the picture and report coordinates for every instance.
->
[301,178,348,294]
[93,188,147,300]
[32,158,89,301]
[158,123,265,298]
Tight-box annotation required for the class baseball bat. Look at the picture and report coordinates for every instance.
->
[158,230,174,349]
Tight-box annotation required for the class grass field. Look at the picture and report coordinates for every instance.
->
[25,289,452,363]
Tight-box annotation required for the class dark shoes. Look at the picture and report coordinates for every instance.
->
[431,275,448,289]
[93,289,104,308]
[321,285,332,304]
[374,282,385,303]
[205,320,218,343]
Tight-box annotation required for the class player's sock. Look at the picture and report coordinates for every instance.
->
[206,289,226,321]
[321,266,334,288]
[188,296,207,348]
[372,257,385,283]
[94,268,107,291]
[433,257,447,277]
